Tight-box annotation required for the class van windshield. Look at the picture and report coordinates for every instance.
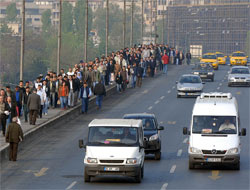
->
[88,127,138,146]
[124,117,157,130]
[192,116,237,134]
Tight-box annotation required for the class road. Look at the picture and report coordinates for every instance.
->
[1,64,249,190]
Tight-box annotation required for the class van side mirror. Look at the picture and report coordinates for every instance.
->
[176,81,178,84]
[158,126,164,130]
[240,128,246,136]
[202,82,205,84]
[79,139,84,148]
[183,127,190,135]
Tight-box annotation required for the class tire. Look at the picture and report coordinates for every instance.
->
[211,77,214,82]
[135,167,142,183]
[141,165,144,179]
[233,162,240,170]
[189,160,195,170]
[154,151,161,160]
[177,94,181,98]
[84,170,91,182]
[228,83,231,87]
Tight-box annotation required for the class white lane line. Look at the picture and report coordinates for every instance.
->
[155,100,160,104]
[160,96,165,100]
[161,183,168,190]
[168,90,171,93]
[219,83,222,86]
[177,149,183,157]
[148,106,153,110]
[170,165,176,174]
[66,181,77,190]
[217,87,220,90]
[172,86,175,89]
[183,138,188,143]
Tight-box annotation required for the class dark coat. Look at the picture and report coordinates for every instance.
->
[94,83,106,96]
[6,122,23,143]
[23,92,31,105]
[137,67,144,77]
[27,93,41,111]
[79,86,90,99]
[116,75,123,84]
[5,102,17,120]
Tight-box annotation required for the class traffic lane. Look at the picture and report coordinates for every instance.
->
[0,65,188,190]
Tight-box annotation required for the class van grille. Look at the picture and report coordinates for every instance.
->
[202,150,226,154]
[99,160,124,163]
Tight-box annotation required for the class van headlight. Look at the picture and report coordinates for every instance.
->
[149,134,159,141]
[194,72,199,75]
[87,157,98,163]
[227,148,239,154]
[189,147,202,154]
[126,158,137,164]
[208,72,213,75]
[229,77,235,81]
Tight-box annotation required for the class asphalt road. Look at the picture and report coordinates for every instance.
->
[1,64,249,190]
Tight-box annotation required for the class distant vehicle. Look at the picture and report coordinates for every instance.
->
[228,66,250,87]
[79,119,145,183]
[176,74,204,98]
[200,53,219,70]
[123,113,164,160]
[247,57,250,64]
[192,62,214,82]
[183,92,246,170]
[230,51,248,66]
[215,52,227,65]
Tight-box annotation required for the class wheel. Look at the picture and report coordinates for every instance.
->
[211,77,214,82]
[154,151,161,160]
[84,170,91,182]
[135,167,142,183]
[189,160,195,169]
[177,94,181,98]
[233,162,240,170]
[141,165,144,179]
[228,83,231,87]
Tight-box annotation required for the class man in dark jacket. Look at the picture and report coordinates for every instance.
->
[23,87,31,123]
[186,51,192,65]
[27,88,41,125]
[137,64,144,88]
[5,117,23,161]
[79,82,91,114]
[94,80,106,110]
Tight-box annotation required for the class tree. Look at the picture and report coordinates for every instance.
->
[6,3,17,22]
[0,23,13,34]
[62,2,73,33]
[41,9,51,32]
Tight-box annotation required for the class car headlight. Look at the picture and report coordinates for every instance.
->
[208,72,213,75]
[194,72,199,75]
[126,158,137,164]
[227,148,239,154]
[149,134,159,141]
[229,77,235,81]
[87,157,98,163]
[189,147,202,154]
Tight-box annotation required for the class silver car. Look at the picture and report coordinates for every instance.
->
[176,74,204,98]
[228,66,250,87]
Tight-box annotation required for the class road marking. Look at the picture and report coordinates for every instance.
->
[66,181,77,190]
[160,121,163,124]
[217,87,220,90]
[209,170,221,180]
[34,168,49,177]
[160,96,165,100]
[167,90,171,93]
[219,83,222,86]
[161,183,168,190]
[155,100,160,104]
[167,121,176,125]
[183,138,188,143]
[236,91,241,95]
[148,106,153,110]
[142,90,149,94]
[172,86,175,89]
[177,149,183,157]
[170,165,176,173]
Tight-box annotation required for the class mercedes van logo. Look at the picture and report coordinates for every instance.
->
[211,149,217,154]
[110,155,114,158]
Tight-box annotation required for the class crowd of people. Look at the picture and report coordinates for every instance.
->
[0,44,192,137]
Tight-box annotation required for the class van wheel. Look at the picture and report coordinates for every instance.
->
[189,160,195,169]
[84,170,91,182]
[177,94,181,98]
[233,162,240,170]
[211,78,214,82]
[141,165,144,179]
[135,167,142,183]
[154,151,161,160]
[228,83,231,87]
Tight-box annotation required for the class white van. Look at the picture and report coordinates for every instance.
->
[183,92,246,170]
[79,119,145,183]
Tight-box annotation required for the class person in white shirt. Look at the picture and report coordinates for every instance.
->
[67,67,74,76]
[37,84,46,118]
[68,75,74,107]
[219,119,236,131]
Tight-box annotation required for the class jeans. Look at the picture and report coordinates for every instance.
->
[143,67,146,78]
[68,90,74,107]
[116,84,122,92]
[187,59,191,65]
[81,98,89,113]
[60,96,67,109]
[132,75,137,88]
[50,92,56,108]
[43,97,48,114]
[23,104,29,122]
[163,64,168,74]
[96,95,103,109]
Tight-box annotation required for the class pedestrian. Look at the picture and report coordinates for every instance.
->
[137,64,143,88]
[179,51,185,65]
[127,65,133,88]
[5,86,16,104]
[5,96,17,128]
[5,117,23,161]
[58,81,69,110]
[68,75,75,107]
[42,80,49,115]
[27,88,41,125]
[23,87,31,123]
[162,51,169,74]
[132,63,137,88]
[14,86,23,117]
[79,82,92,114]
[37,84,46,118]
[116,71,123,93]
[186,51,192,65]
[73,74,80,106]
[121,66,128,91]
[0,95,8,136]
[94,80,106,110]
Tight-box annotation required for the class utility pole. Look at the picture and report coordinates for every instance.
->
[84,0,88,62]
[57,0,62,75]
[162,5,164,44]
[141,0,143,44]
[130,0,134,47]
[123,0,126,48]
[105,0,109,57]
[20,0,25,80]
[154,0,157,45]
[167,6,170,45]
[150,0,153,44]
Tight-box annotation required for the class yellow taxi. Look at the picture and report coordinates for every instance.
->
[230,51,248,66]
[215,52,226,65]
[200,53,219,70]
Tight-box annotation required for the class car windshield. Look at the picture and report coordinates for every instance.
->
[192,116,237,134]
[195,63,213,70]
[124,117,157,130]
[232,53,246,57]
[216,54,224,57]
[88,127,138,146]
[202,54,216,59]
[231,68,249,74]
[180,76,201,83]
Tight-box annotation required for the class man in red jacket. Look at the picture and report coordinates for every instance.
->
[161,51,169,74]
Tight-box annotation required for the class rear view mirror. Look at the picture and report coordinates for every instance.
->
[240,128,246,136]
[183,127,190,135]
[202,82,205,84]
[176,81,178,84]
[158,126,164,130]
[79,139,84,148]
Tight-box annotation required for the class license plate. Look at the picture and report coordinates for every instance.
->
[206,158,221,162]
[200,75,207,77]
[104,167,120,171]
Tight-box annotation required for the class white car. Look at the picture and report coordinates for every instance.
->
[228,66,250,87]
